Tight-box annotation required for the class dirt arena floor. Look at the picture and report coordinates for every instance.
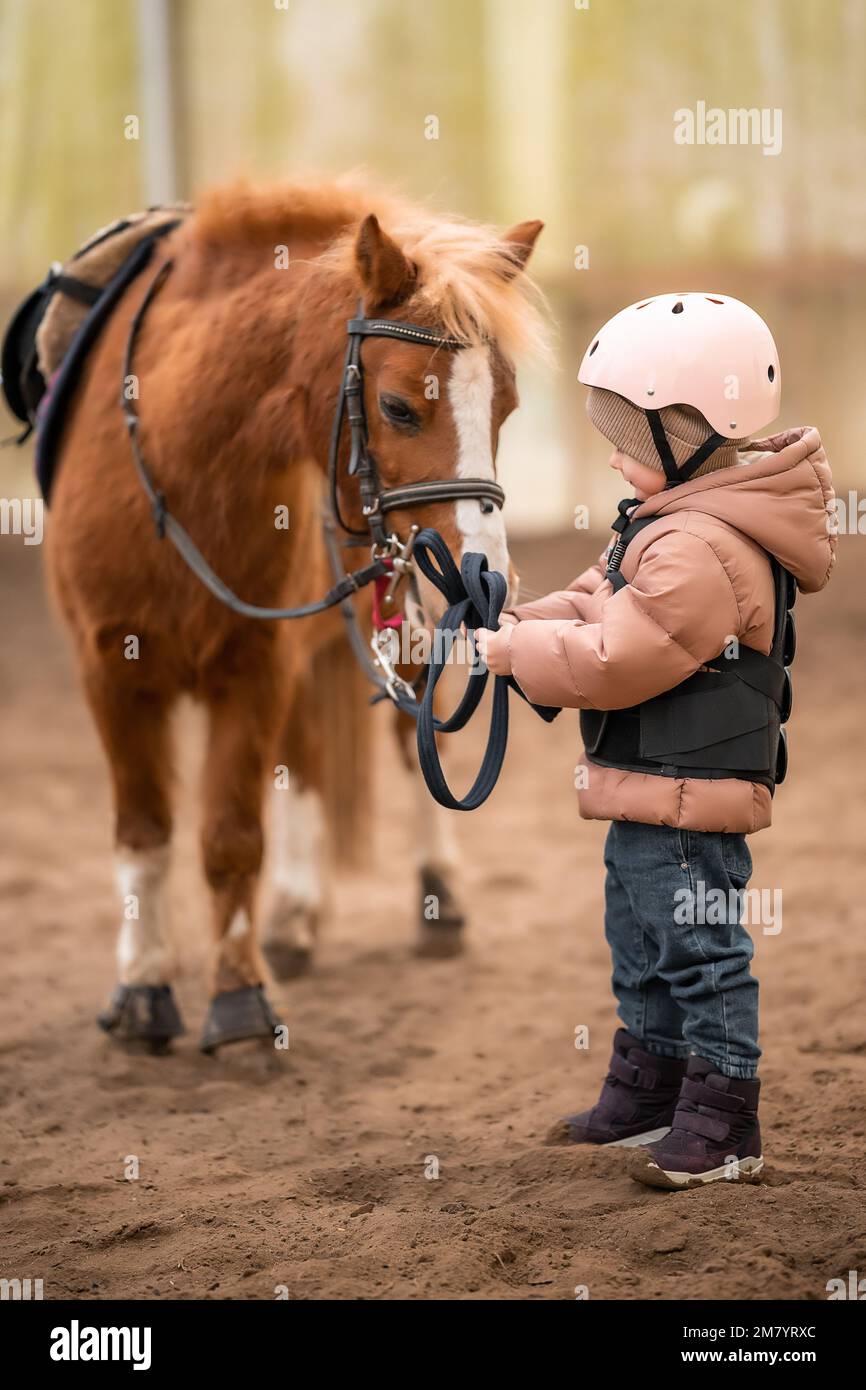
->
[2,528,865,1302]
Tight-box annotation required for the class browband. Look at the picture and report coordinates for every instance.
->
[347,317,465,350]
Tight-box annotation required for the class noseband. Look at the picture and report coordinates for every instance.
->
[328,303,505,550]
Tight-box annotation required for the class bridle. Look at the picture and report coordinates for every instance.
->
[323,301,506,701]
[122,257,556,811]
[328,303,505,551]
[122,263,504,655]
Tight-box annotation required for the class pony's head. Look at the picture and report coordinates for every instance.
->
[326,202,549,614]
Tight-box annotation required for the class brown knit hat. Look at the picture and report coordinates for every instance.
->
[587,387,748,479]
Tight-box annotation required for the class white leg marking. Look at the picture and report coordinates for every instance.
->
[265,784,325,953]
[413,766,459,873]
[115,846,173,987]
[447,346,510,578]
[270,784,325,909]
[227,909,250,940]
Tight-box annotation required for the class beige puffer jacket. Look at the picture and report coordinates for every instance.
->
[507,427,835,834]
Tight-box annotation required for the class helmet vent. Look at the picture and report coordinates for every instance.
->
[705,296,724,304]
[589,339,599,356]
[636,301,651,310]
[672,301,684,314]
[768,364,775,382]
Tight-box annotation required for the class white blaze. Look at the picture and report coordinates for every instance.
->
[446,346,509,578]
[115,846,173,986]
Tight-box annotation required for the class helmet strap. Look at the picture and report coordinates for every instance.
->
[645,408,725,487]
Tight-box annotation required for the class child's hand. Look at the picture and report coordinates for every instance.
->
[475,625,514,676]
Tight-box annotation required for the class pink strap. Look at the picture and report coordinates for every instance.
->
[372,560,404,631]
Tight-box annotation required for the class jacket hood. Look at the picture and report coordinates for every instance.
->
[634,425,835,592]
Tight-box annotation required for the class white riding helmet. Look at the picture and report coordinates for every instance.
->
[578,292,780,439]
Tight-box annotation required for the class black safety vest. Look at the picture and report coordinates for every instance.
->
[579,500,796,793]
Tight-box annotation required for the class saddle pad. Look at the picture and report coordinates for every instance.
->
[36,206,188,380]
[1,207,188,502]
[34,221,180,503]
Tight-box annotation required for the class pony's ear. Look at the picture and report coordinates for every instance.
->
[354,214,417,312]
[500,220,544,276]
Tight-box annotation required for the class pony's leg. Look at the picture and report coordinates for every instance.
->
[83,658,185,1050]
[198,660,283,1052]
[392,707,468,958]
[261,665,327,981]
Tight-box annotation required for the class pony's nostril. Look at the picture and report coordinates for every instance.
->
[480,498,495,515]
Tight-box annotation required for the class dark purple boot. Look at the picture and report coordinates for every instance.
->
[547,1029,687,1147]
[630,1056,762,1188]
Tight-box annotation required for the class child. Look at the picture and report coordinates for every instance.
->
[475,293,835,1189]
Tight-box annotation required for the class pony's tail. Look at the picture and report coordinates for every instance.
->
[314,635,373,868]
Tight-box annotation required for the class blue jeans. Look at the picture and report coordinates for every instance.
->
[603,821,760,1079]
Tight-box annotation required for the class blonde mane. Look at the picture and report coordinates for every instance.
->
[192,176,552,365]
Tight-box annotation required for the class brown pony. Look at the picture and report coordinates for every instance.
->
[46,177,546,1051]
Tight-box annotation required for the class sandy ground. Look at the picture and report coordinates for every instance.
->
[1,529,865,1302]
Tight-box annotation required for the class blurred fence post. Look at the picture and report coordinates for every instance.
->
[135,0,187,204]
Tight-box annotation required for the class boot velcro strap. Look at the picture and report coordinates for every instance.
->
[609,1051,658,1089]
[675,1107,730,1142]
[680,1077,745,1112]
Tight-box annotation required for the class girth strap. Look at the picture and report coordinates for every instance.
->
[52,274,104,307]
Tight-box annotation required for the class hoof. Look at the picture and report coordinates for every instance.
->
[414,922,465,959]
[262,902,318,981]
[199,985,283,1054]
[262,939,313,982]
[98,984,185,1053]
[415,866,466,958]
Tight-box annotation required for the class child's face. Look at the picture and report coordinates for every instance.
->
[608,450,667,501]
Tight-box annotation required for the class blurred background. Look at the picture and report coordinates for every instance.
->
[2,1,865,1303]
[1,0,863,531]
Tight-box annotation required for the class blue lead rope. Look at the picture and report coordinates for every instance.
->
[408,528,559,812]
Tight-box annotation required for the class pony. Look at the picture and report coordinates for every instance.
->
[45,176,547,1051]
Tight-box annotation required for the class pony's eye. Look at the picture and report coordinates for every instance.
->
[379,394,420,431]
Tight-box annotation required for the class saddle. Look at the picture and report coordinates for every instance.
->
[1,205,189,502]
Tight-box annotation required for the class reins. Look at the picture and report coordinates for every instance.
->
[121,256,558,810]
[409,530,559,810]
[122,260,392,622]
